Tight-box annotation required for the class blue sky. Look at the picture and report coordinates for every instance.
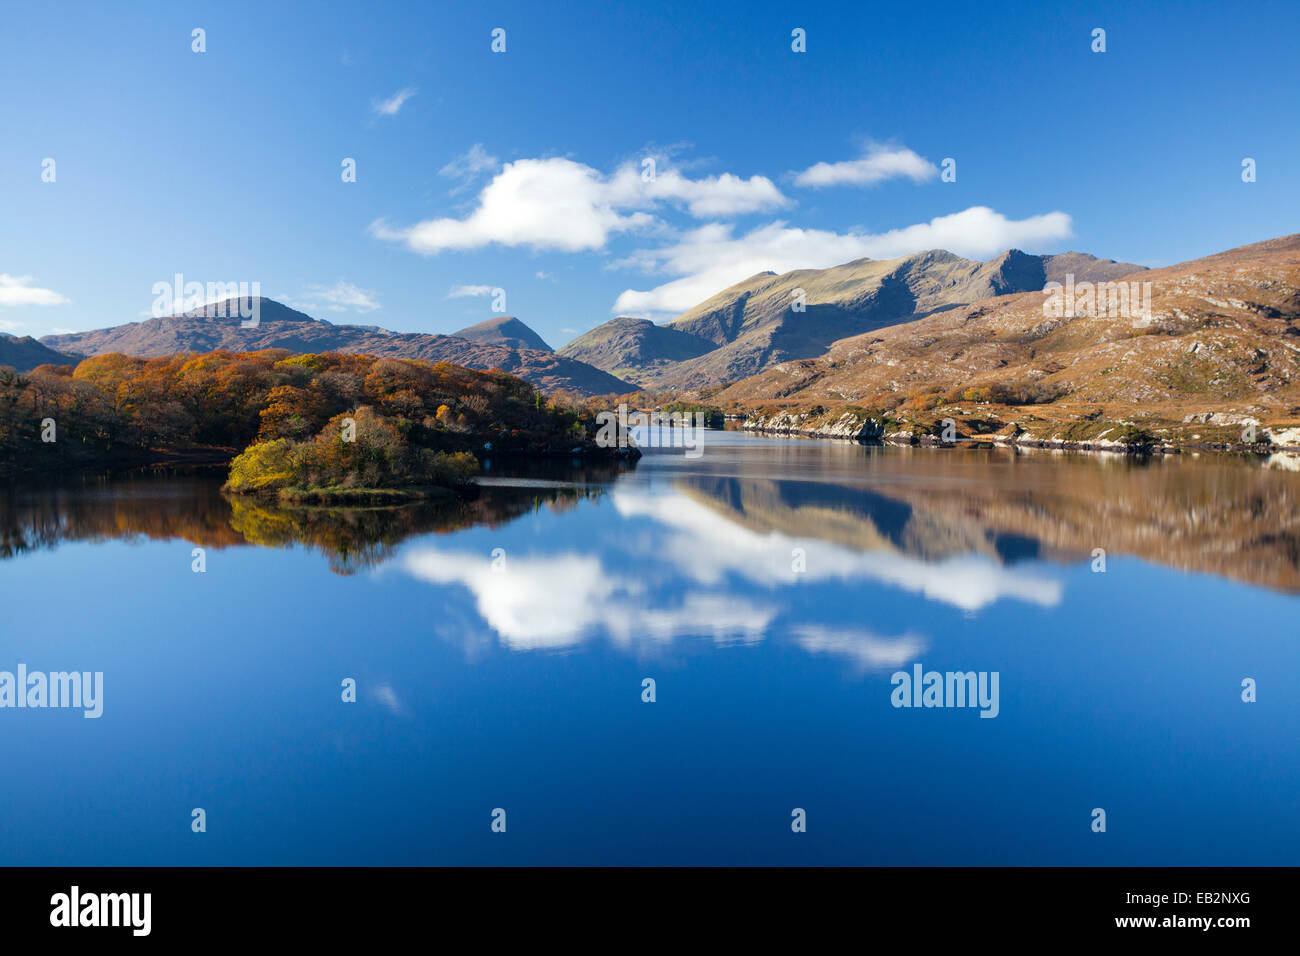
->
[2,0,1297,347]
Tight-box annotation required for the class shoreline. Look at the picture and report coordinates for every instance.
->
[739,417,1300,458]
[3,442,640,482]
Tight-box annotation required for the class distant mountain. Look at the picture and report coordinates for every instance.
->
[453,315,553,352]
[564,249,1146,388]
[556,317,715,381]
[719,233,1300,430]
[0,334,78,372]
[40,300,630,396]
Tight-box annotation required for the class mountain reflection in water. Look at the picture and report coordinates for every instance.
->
[4,438,1296,592]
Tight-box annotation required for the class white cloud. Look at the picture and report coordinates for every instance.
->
[372,158,647,254]
[445,284,494,299]
[371,157,787,255]
[439,144,499,193]
[372,86,417,116]
[0,274,69,308]
[298,280,379,313]
[606,164,789,217]
[794,144,938,188]
[613,206,1073,314]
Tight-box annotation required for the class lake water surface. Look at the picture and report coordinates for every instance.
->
[2,431,1298,865]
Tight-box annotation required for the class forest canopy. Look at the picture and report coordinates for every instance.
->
[1,350,625,493]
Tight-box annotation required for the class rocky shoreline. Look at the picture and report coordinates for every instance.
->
[741,409,1300,457]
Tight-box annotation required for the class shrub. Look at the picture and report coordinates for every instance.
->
[988,380,1069,405]
[224,438,301,493]
[420,450,479,485]
[1114,423,1156,446]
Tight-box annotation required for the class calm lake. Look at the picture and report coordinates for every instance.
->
[2,430,1298,865]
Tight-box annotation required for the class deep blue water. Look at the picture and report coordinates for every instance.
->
[2,431,1298,865]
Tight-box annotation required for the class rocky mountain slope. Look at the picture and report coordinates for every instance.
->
[563,249,1144,388]
[720,234,1300,443]
[557,317,715,381]
[40,300,629,396]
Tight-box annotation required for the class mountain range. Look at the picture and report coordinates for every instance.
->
[560,249,1146,388]
[720,233,1300,435]
[20,248,1145,395]
[12,234,1300,433]
[36,301,628,395]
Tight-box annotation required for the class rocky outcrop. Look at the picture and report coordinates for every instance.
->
[743,408,1300,455]
[743,409,884,441]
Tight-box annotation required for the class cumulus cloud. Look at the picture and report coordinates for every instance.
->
[794,143,938,188]
[372,86,416,116]
[607,164,789,217]
[0,274,69,308]
[613,206,1073,315]
[297,280,379,313]
[371,157,787,255]
[445,284,495,299]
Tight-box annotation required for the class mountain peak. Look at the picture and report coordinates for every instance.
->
[168,297,323,326]
[453,315,553,352]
